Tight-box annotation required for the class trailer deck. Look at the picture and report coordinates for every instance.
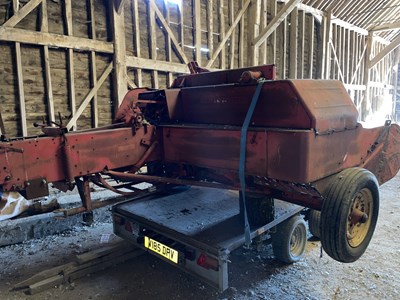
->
[112,186,304,291]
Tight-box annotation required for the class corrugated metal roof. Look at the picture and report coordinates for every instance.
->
[303,0,400,41]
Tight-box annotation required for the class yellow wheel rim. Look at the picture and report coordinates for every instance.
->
[346,188,373,248]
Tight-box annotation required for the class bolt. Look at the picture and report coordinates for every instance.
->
[5,175,11,181]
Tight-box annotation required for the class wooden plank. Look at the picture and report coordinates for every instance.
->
[323,10,332,79]
[126,56,189,73]
[253,0,301,48]
[2,0,43,28]
[194,0,201,65]
[298,9,305,78]
[26,275,65,295]
[89,0,98,128]
[248,0,261,66]
[206,0,250,68]
[330,17,368,36]
[150,0,189,64]
[229,0,236,68]
[12,1,27,136]
[66,63,113,131]
[308,13,314,79]
[362,33,373,120]
[40,0,55,124]
[207,0,214,60]
[271,0,277,64]
[369,34,400,69]
[239,0,245,67]
[0,27,114,53]
[0,112,5,135]
[289,7,298,78]
[133,0,142,87]
[371,21,400,32]
[148,0,158,88]
[282,17,287,77]
[64,0,76,130]
[111,0,128,107]
[219,0,226,69]
[163,1,173,86]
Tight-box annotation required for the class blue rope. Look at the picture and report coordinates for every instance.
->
[239,80,265,247]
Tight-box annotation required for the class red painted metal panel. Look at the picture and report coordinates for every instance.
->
[289,80,358,134]
[177,82,312,129]
[0,126,160,192]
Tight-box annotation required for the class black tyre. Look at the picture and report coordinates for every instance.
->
[239,192,274,226]
[320,167,379,263]
[308,209,321,239]
[272,215,307,264]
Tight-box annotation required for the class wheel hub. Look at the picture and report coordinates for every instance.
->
[346,188,373,248]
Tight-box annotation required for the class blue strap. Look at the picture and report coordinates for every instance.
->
[239,81,265,247]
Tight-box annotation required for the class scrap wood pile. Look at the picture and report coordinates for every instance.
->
[13,241,143,295]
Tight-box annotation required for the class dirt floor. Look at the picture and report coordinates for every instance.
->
[0,175,399,300]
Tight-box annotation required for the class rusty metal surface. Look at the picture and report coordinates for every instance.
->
[171,65,276,88]
[177,82,312,128]
[289,80,359,134]
[0,126,160,195]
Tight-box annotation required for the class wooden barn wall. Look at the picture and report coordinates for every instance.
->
[0,0,398,138]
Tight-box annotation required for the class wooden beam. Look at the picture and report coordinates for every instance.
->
[12,1,27,136]
[361,33,373,121]
[289,7,298,78]
[126,56,189,73]
[371,21,400,32]
[253,0,301,48]
[15,46,27,136]
[64,0,76,130]
[194,0,202,65]
[206,0,250,68]
[66,63,113,131]
[89,0,98,128]
[132,0,142,87]
[163,1,173,86]
[150,0,189,64]
[40,0,55,123]
[219,0,226,69]
[148,0,158,88]
[0,27,114,53]
[229,0,236,68]
[299,9,305,79]
[248,0,261,66]
[271,0,277,64]
[330,17,368,36]
[323,10,332,79]
[308,13,314,79]
[207,0,214,60]
[111,0,128,107]
[115,0,126,14]
[2,0,43,28]
[369,34,400,69]
[239,0,245,67]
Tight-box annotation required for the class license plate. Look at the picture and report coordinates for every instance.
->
[144,236,179,264]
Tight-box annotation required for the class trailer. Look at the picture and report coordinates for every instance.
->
[112,186,307,291]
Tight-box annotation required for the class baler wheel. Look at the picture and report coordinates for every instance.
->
[239,192,274,226]
[272,214,307,264]
[308,209,321,239]
[320,167,379,263]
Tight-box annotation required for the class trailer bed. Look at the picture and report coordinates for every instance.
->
[112,186,303,290]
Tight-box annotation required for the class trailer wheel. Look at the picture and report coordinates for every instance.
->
[272,215,307,264]
[320,168,379,263]
[308,209,321,239]
[239,192,274,226]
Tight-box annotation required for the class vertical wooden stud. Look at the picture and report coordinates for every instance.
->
[289,7,298,78]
